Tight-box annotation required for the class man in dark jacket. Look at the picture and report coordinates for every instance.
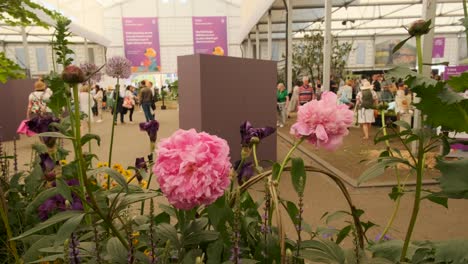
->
[139,81,154,122]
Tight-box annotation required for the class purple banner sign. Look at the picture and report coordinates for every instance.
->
[192,16,228,56]
[432,37,445,58]
[122,17,161,72]
[443,65,468,80]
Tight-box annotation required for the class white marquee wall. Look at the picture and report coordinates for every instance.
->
[103,0,242,74]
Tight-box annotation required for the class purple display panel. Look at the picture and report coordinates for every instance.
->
[432,37,445,58]
[192,16,228,56]
[122,17,161,73]
[443,65,468,80]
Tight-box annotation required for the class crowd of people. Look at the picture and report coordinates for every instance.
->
[277,73,415,140]
[25,79,161,127]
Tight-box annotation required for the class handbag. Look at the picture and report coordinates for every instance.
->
[17,120,36,136]
[123,96,133,109]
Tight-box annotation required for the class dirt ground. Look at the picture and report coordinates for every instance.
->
[3,107,468,247]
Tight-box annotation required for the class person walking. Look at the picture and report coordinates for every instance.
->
[139,81,154,122]
[298,76,314,106]
[277,83,289,128]
[112,85,127,125]
[356,80,378,140]
[26,79,53,119]
[93,85,104,123]
[123,85,136,123]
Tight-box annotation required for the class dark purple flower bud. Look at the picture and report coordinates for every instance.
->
[233,160,254,184]
[135,157,148,171]
[139,120,160,143]
[147,153,154,163]
[69,233,81,264]
[39,153,55,173]
[26,115,60,148]
[62,65,86,84]
[408,19,431,36]
[240,121,275,147]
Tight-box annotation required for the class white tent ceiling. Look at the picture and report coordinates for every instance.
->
[245,0,465,40]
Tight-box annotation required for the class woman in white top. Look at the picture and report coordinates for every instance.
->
[26,79,53,119]
[93,85,104,123]
[123,85,136,123]
[287,81,301,115]
[356,80,378,140]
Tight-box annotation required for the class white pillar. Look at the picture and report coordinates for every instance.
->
[322,0,332,91]
[267,10,272,60]
[84,38,89,62]
[286,0,293,92]
[421,0,436,76]
[247,34,253,58]
[21,27,31,78]
[256,25,260,59]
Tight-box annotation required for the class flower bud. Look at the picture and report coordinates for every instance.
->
[45,172,56,181]
[62,65,85,84]
[65,199,71,208]
[241,146,252,159]
[286,248,293,257]
[408,19,431,36]
[249,136,260,144]
[195,256,204,264]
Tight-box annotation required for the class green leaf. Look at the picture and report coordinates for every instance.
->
[183,230,219,247]
[433,240,468,263]
[370,240,419,262]
[300,239,346,264]
[89,167,128,191]
[22,235,56,263]
[55,177,73,202]
[155,223,180,248]
[437,158,468,199]
[388,186,404,201]
[393,120,411,130]
[325,211,350,224]
[358,157,412,185]
[106,237,128,263]
[272,162,281,181]
[37,132,72,139]
[392,36,412,54]
[291,157,306,194]
[336,225,352,244]
[54,213,85,246]
[28,254,64,263]
[421,192,448,208]
[207,240,224,264]
[153,212,171,224]
[81,133,101,146]
[115,192,160,210]
[12,211,83,240]
[25,187,59,214]
[447,71,468,93]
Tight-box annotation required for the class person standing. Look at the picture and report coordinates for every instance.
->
[93,85,104,123]
[26,79,53,119]
[356,80,378,140]
[298,76,314,106]
[276,83,289,128]
[79,85,95,134]
[123,85,136,123]
[372,74,382,99]
[112,84,127,125]
[287,80,301,116]
[337,79,353,108]
[139,81,154,122]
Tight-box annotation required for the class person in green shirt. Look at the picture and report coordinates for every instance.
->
[277,83,289,128]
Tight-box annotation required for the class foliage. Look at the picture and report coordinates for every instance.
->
[0,52,25,83]
[0,0,59,28]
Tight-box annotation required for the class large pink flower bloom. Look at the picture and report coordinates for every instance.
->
[153,129,232,210]
[290,92,354,150]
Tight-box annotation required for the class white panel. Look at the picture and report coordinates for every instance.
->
[158,0,176,17]
[160,46,193,73]
[159,18,193,45]
[122,0,158,17]
[229,44,242,58]
[194,0,227,16]
[228,16,241,44]
[175,0,193,17]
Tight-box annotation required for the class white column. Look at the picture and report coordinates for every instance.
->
[267,10,272,60]
[421,0,436,76]
[247,34,253,58]
[21,27,31,78]
[84,38,89,62]
[286,0,293,92]
[256,25,260,59]
[322,0,332,91]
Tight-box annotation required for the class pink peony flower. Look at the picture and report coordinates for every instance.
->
[290,92,354,150]
[153,129,232,210]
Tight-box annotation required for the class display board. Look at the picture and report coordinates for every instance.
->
[443,65,468,80]
[432,37,445,59]
[192,16,228,56]
[122,17,161,73]
[374,37,416,67]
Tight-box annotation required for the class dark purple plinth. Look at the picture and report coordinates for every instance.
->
[178,54,277,163]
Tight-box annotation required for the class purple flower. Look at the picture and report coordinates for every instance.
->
[39,153,56,181]
[105,56,132,79]
[26,115,60,148]
[62,65,85,84]
[240,121,275,147]
[135,157,147,182]
[139,120,160,143]
[38,179,83,220]
[375,233,391,242]
[80,62,102,83]
[69,233,81,264]
[233,160,254,184]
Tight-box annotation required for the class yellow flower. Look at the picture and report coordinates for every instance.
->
[144,249,151,256]
[133,238,139,245]
[97,161,109,168]
[123,170,132,178]
[111,181,118,188]
[90,180,97,185]
[117,168,124,174]
[103,173,109,179]
[132,231,140,237]
[140,180,148,189]
[102,183,108,190]
[59,160,67,165]
[112,163,123,170]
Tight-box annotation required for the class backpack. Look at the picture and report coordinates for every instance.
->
[30,92,48,115]
[360,89,374,109]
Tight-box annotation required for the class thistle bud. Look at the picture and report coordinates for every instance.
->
[62,65,85,84]
[408,19,431,36]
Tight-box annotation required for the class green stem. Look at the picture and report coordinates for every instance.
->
[88,81,92,154]
[378,194,401,242]
[463,0,468,50]
[141,161,154,215]
[381,110,390,148]
[400,142,425,261]
[416,36,423,75]
[252,143,259,169]
[277,138,304,182]
[0,189,19,263]
[108,79,120,187]
[72,83,129,249]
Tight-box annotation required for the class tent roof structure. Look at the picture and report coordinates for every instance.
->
[243,0,465,41]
